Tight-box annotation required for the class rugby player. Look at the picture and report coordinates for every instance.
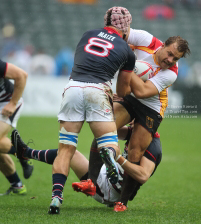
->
[14,6,136,214]
[112,29,191,209]
[0,60,33,196]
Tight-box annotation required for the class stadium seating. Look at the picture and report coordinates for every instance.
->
[0,0,200,64]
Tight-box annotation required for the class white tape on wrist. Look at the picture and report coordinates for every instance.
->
[116,155,121,161]
[121,159,127,167]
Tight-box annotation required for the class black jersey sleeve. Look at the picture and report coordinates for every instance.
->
[120,47,136,72]
[0,60,7,78]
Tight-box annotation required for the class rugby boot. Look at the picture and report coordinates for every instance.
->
[48,197,61,215]
[11,129,34,179]
[19,159,34,179]
[99,147,119,184]
[114,202,127,212]
[72,179,96,196]
[0,185,27,196]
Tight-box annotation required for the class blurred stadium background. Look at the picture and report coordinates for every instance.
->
[0,0,200,116]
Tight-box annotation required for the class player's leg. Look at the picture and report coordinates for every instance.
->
[113,101,131,129]
[85,84,126,185]
[119,124,152,205]
[0,101,33,179]
[117,96,161,208]
[70,149,89,180]
[88,138,103,184]
[71,150,96,196]
[48,120,84,214]
[0,153,26,195]
[11,129,58,164]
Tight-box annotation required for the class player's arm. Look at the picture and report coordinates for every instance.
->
[116,70,132,97]
[2,63,28,117]
[116,47,136,97]
[130,75,158,99]
[116,155,155,184]
[131,68,177,99]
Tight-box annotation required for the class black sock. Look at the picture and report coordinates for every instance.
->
[26,148,58,164]
[52,173,67,204]
[80,172,88,181]
[8,146,16,155]
[120,161,141,206]
[6,172,23,188]
[89,139,103,184]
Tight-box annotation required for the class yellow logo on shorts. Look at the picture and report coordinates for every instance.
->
[146,116,154,128]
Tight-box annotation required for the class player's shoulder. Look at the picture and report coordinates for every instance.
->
[130,28,152,37]
[129,29,153,44]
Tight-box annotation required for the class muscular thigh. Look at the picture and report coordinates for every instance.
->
[89,121,117,138]
[0,121,11,139]
[128,123,152,162]
[113,102,131,129]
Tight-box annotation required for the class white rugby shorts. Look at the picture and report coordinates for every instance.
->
[58,80,114,122]
[93,165,120,204]
[0,98,24,128]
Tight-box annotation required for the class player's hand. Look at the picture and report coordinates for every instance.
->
[113,94,124,102]
[128,44,135,51]
[1,102,16,117]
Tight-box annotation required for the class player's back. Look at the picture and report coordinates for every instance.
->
[71,27,132,83]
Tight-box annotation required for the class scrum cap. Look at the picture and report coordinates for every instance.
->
[104,6,132,35]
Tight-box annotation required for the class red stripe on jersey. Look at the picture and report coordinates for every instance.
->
[147,36,163,51]
[146,149,156,161]
[168,64,178,75]
[104,27,122,38]
[120,69,133,72]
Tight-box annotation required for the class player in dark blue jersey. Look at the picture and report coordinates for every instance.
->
[22,6,134,214]
[12,6,136,214]
[0,60,33,196]
[44,6,136,215]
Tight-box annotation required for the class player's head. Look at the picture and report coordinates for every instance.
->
[104,6,132,39]
[157,36,190,69]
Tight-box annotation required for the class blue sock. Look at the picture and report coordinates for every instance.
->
[6,172,23,188]
[8,146,16,155]
[52,173,67,204]
[26,148,58,164]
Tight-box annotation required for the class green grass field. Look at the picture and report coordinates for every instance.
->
[0,116,201,224]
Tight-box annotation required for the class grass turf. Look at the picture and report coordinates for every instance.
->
[0,116,201,224]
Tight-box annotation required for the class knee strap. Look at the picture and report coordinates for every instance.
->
[59,127,78,147]
[96,131,118,148]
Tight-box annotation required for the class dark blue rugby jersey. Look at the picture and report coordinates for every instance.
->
[0,60,14,102]
[71,27,136,83]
